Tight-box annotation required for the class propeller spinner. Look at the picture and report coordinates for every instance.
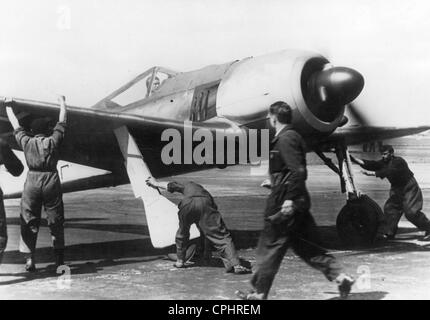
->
[305,66,364,122]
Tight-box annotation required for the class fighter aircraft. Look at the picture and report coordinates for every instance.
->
[1,49,429,247]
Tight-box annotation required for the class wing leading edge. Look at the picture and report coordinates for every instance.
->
[332,125,430,146]
[0,97,239,174]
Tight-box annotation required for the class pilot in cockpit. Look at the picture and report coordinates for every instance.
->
[146,76,161,95]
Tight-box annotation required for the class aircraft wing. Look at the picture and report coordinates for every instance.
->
[0,97,237,176]
[0,97,217,248]
[330,125,430,146]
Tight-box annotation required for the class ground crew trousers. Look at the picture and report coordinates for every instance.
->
[0,190,7,257]
[19,171,64,254]
[175,196,240,270]
[380,176,430,236]
[251,190,342,298]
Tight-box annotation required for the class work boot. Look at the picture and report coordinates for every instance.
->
[25,255,36,272]
[174,259,185,268]
[227,265,252,274]
[235,290,264,300]
[54,249,65,268]
[336,274,355,299]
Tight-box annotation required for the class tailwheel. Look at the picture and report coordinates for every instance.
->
[336,194,383,247]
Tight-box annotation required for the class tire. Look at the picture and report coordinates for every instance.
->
[336,194,383,247]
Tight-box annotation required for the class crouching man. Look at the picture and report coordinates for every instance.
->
[146,177,251,274]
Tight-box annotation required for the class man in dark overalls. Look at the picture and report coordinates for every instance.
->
[237,101,354,300]
[146,178,251,274]
[0,135,24,264]
[351,145,430,241]
[5,96,67,272]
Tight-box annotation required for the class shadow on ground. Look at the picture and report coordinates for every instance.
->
[327,291,388,300]
[3,238,170,265]
[6,217,150,236]
[0,237,169,286]
[318,225,430,256]
[5,218,429,270]
[0,257,161,286]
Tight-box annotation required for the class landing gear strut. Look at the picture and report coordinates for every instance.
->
[315,141,383,246]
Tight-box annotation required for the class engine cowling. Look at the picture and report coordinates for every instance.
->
[216,50,364,137]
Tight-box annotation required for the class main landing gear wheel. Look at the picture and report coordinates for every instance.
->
[336,195,383,247]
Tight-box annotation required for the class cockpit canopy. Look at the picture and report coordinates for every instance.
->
[93,66,178,109]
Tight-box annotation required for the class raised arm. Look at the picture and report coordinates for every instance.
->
[58,95,67,123]
[4,98,20,130]
[4,98,31,149]
[49,95,68,147]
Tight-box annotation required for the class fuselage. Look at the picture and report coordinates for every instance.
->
[99,50,363,143]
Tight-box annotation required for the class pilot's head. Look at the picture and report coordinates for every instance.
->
[381,145,394,162]
[146,76,160,94]
[30,117,52,136]
[152,77,160,90]
[268,101,292,128]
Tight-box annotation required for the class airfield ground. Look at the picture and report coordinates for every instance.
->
[0,152,429,300]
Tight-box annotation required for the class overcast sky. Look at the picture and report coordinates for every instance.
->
[1,0,430,126]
